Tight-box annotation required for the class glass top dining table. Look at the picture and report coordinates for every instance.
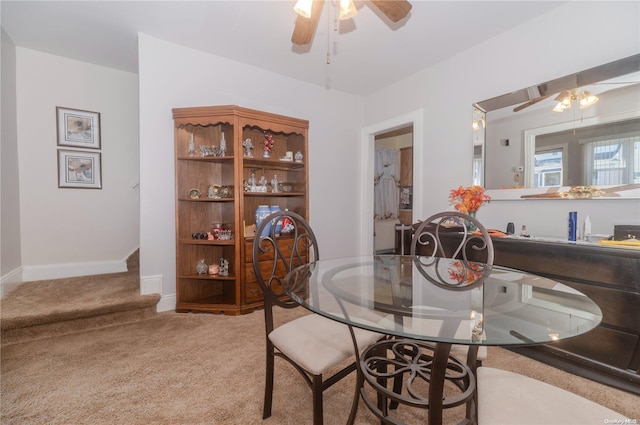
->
[284,255,603,347]
[284,255,603,424]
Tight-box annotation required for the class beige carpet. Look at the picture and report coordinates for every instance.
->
[2,307,638,425]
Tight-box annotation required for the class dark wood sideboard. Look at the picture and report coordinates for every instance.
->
[416,234,640,395]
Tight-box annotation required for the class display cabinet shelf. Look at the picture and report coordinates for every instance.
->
[243,192,306,197]
[179,274,236,281]
[178,239,236,246]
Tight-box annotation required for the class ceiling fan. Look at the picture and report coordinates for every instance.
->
[291,0,413,46]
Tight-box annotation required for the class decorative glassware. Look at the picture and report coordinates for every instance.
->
[467,211,478,232]
[195,258,208,275]
[187,133,195,156]
[219,132,226,156]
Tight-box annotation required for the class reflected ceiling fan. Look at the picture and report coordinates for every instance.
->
[510,54,640,113]
[291,0,413,45]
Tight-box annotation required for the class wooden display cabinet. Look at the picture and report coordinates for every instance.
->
[173,105,309,314]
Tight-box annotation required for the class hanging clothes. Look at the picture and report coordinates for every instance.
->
[374,148,400,220]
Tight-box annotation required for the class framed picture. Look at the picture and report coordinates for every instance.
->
[58,150,102,189]
[56,107,101,149]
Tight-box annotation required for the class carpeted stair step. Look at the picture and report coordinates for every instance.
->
[1,252,161,345]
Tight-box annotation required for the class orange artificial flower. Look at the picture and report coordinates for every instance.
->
[448,260,484,284]
[448,185,490,214]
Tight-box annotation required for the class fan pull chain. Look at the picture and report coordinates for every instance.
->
[326,3,333,64]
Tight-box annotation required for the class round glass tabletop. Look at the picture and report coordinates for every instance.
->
[284,255,602,346]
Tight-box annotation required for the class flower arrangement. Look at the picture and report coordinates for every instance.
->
[448,260,484,285]
[263,132,274,152]
[448,185,490,214]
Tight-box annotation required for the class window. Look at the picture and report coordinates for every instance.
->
[534,149,563,187]
[583,134,640,185]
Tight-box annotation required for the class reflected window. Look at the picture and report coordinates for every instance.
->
[534,149,563,187]
[473,145,483,186]
[583,135,640,185]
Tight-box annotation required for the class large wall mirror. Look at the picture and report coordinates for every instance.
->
[474,54,640,198]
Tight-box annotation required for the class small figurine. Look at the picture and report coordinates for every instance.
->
[259,175,267,192]
[271,174,279,193]
[207,184,219,199]
[248,172,257,192]
[242,138,254,158]
[219,258,229,276]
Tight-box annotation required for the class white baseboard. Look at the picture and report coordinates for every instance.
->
[140,274,175,312]
[156,294,176,312]
[21,260,127,282]
[140,274,162,295]
[1,266,23,298]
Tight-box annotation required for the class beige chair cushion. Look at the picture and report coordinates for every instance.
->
[477,367,629,425]
[269,314,382,376]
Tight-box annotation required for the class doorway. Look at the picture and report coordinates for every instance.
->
[361,110,424,255]
[374,127,413,254]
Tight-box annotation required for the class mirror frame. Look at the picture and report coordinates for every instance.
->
[474,54,640,200]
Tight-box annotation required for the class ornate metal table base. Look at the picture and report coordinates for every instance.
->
[360,339,476,425]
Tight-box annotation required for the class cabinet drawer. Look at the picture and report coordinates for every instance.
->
[556,279,640,332]
[244,237,305,262]
[244,281,264,304]
[553,326,639,370]
[244,262,289,285]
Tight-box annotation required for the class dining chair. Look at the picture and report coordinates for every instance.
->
[409,211,493,370]
[361,211,494,422]
[252,210,382,425]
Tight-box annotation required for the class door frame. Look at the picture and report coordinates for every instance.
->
[361,110,424,254]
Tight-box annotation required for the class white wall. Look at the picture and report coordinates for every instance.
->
[15,49,140,280]
[364,1,640,238]
[1,29,22,295]
[137,34,365,309]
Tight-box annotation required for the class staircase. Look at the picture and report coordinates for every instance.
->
[0,251,161,346]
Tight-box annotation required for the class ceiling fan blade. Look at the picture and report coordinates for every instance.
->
[554,90,573,101]
[291,0,325,45]
[370,0,412,22]
[513,95,551,112]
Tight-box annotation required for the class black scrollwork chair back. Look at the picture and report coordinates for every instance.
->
[252,211,381,425]
[411,211,494,265]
